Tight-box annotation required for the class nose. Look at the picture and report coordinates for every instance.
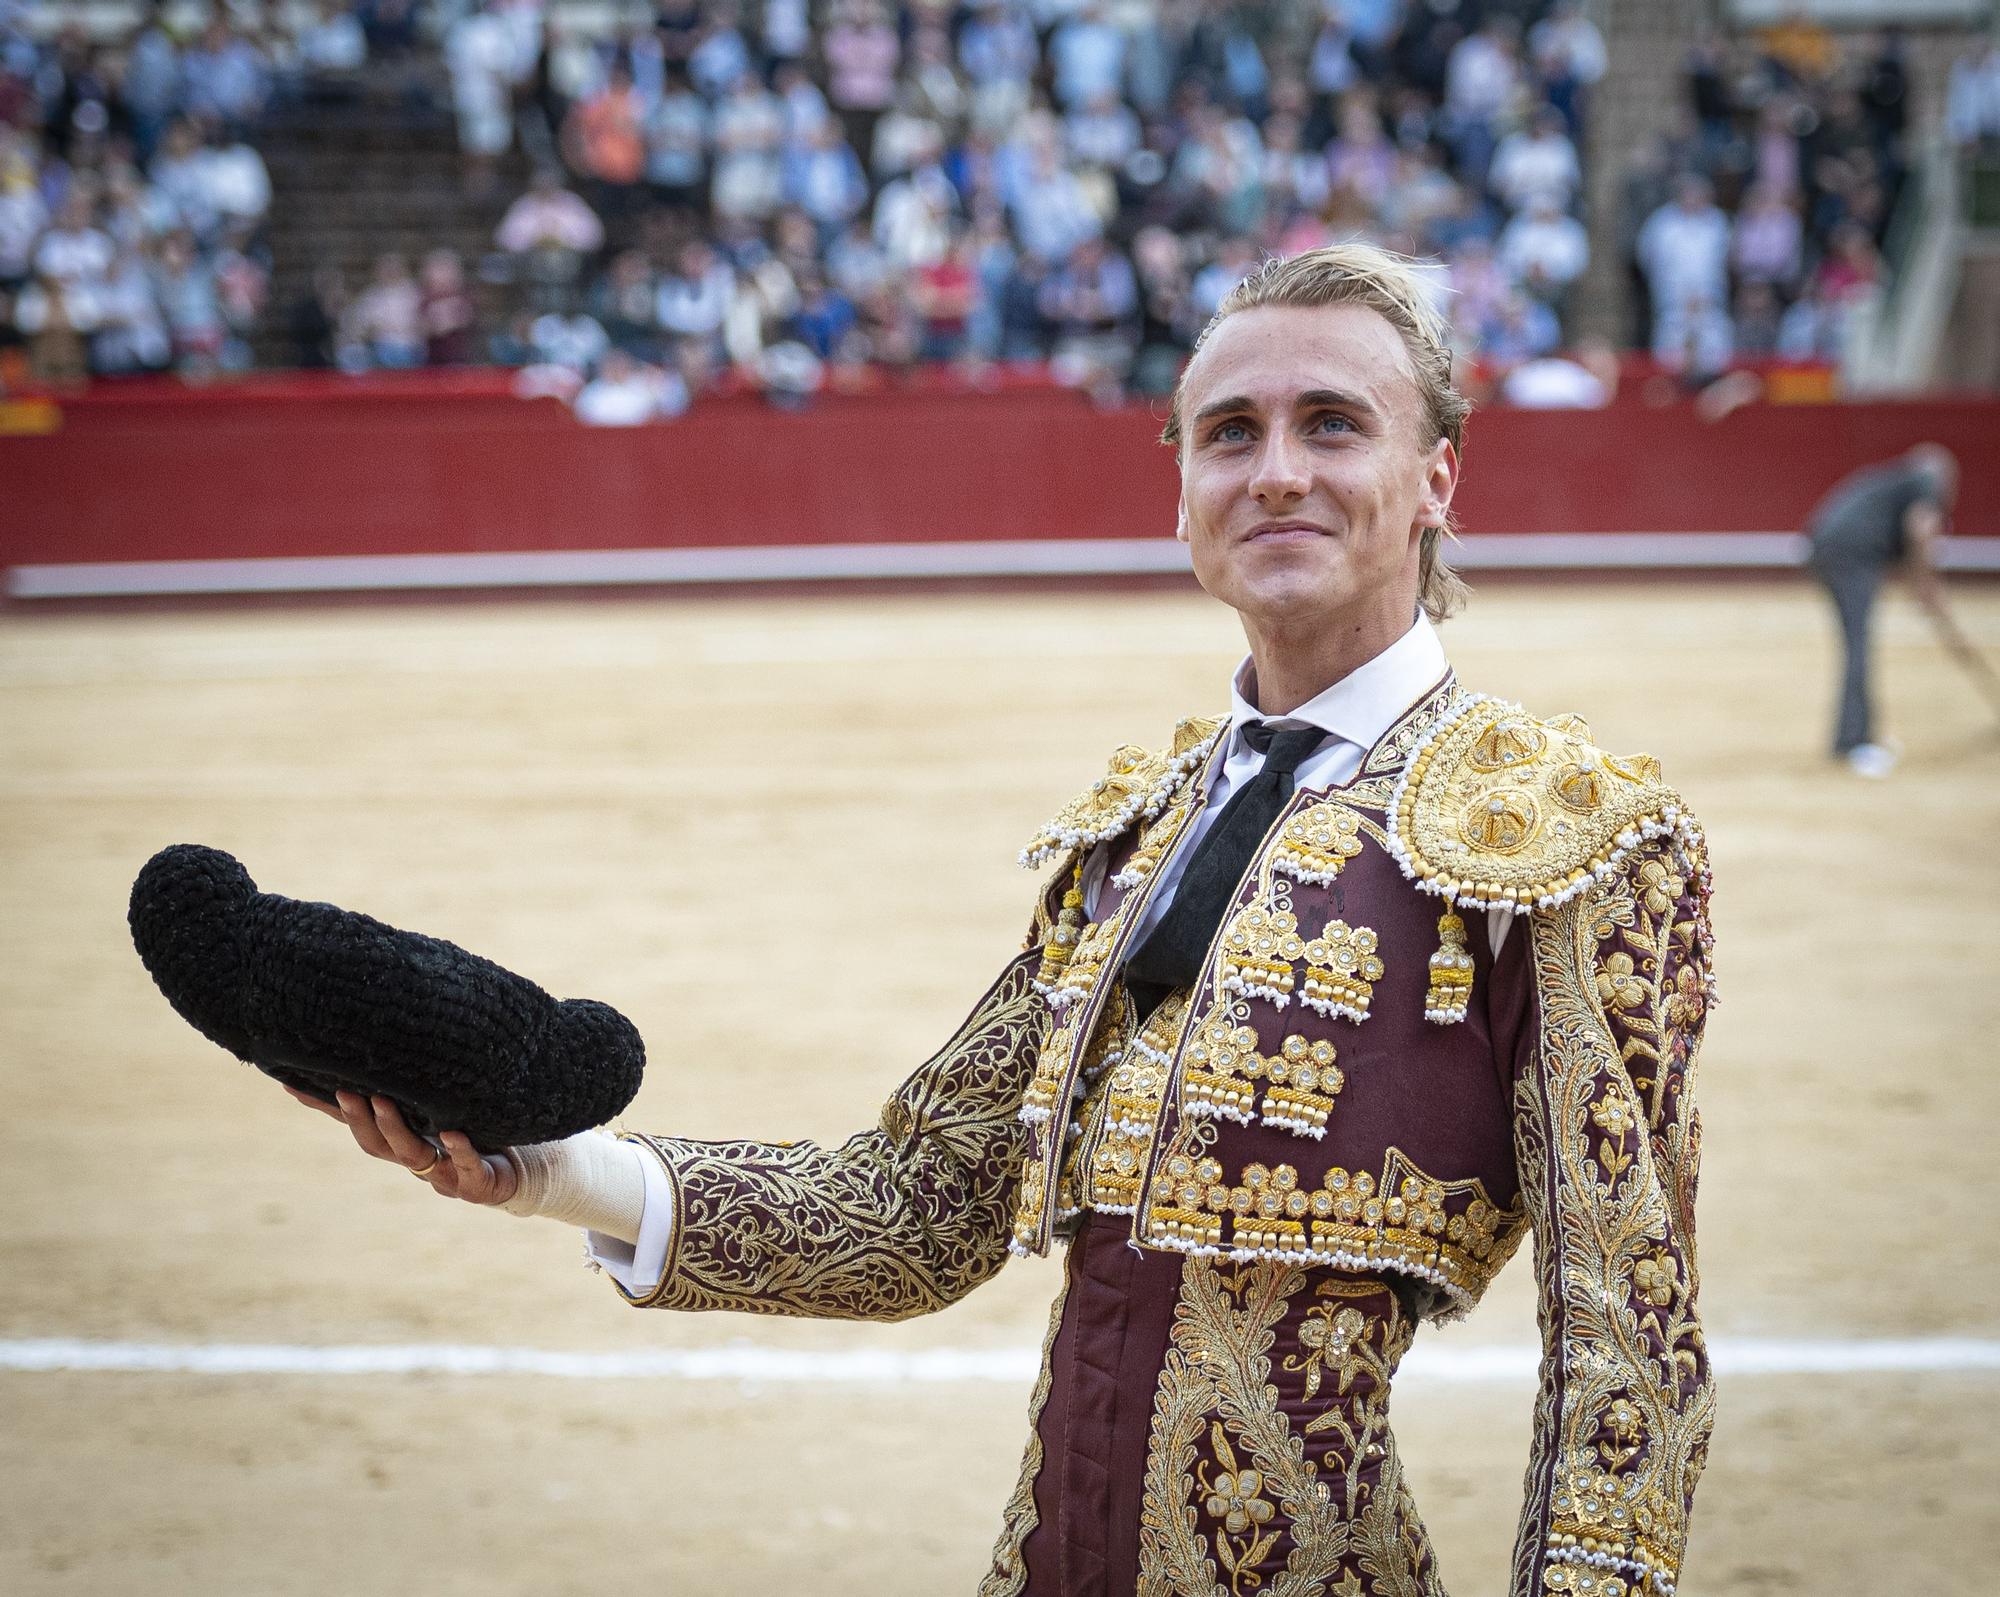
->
[1248,429,1311,509]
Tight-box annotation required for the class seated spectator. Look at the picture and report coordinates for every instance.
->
[418,248,478,365]
[589,249,662,357]
[775,60,836,146]
[1489,105,1581,215]
[563,60,647,222]
[1498,192,1589,310]
[342,251,425,369]
[14,272,95,386]
[643,65,710,212]
[1946,38,2000,148]
[288,264,348,369]
[788,271,858,360]
[1326,96,1397,214]
[1067,86,1141,172]
[202,126,272,231]
[100,161,180,252]
[688,3,754,100]
[823,0,900,161]
[783,119,869,241]
[151,229,229,375]
[572,346,689,425]
[32,191,114,300]
[958,0,1036,133]
[1731,181,1804,293]
[1499,336,1620,408]
[1051,3,1123,112]
[1480,289,1562,365]
[901,24,966,131]
[151,120,221,243]
[92,242,173,375]
[911,236,977,360]
[874,150,956,269]
[1442,18,1522,184]
[181,21,271,133]
[529,305,610,374]
[299,0,368,78]
[710,73,786,223]
[211,221,267,369]
[122,12,183,164]
[655,239,735,355]
[1653,287,1733,378]
[1733,279,1784,357]
[1041,234,1137,400]
[496,168,605,303]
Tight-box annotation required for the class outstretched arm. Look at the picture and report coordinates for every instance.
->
[615,947,1046,1320]
[1509,832,1717,1597]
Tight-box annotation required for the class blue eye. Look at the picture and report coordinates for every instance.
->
[1314,412,1354,434]
[1214,421,1249,442]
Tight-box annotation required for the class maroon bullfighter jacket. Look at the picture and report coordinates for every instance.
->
[610,677,1717,1597]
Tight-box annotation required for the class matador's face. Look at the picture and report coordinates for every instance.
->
[1174,304,1456,645]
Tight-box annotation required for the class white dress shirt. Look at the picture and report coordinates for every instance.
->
[590,615,1503,1291]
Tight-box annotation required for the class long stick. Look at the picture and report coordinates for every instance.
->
[1925,598,2000,720]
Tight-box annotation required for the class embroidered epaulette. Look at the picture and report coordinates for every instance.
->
[1020,715,1227,870]
[1385,695,1699,915]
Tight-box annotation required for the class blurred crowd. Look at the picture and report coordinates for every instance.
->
[1617,18,1920,379]
[0,0,1991,412]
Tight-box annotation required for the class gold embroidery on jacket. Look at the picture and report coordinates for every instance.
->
[1510,835,1714,1597]
[618,951,1046,1320]
[1137,1260,1445,1597]
[976,1268,1072,1597]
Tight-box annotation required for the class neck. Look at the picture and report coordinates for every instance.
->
[1241,603,1416,716]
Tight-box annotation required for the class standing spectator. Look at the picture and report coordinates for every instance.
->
[496,167,604,304]
[151,119,221,243]
[563,60,647,225]
[1489,105,1581,215]
[1527,0,1606,134]
[1637,175,1731,356]
[418,248,477,365]
[873,149,956,268]
[0,138,50,288]
[447,1,527,194]
[343,251,424,368]
[822,0,899,165]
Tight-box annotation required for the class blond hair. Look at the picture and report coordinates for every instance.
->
[1163,244,1472,621]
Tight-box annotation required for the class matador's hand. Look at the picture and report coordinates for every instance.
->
[286,1086,520,1205]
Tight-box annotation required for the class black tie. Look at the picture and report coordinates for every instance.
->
[1121,722,1329,1014]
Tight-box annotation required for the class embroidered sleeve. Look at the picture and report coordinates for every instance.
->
[610,948,1047,1321]
[1510,831,1717,1597]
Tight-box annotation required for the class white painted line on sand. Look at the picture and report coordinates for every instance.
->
[1,1336,1995,1384]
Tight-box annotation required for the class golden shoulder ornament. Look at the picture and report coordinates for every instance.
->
[1020,715,1227,870]
[1384,695,1699,915]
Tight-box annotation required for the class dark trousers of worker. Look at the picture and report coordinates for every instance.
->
[1812,557,1882,754]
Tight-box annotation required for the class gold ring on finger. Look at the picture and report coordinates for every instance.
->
[409,1148,444,1178]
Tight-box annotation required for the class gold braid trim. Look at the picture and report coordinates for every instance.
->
[976,1268,1072,1597]
[1021,715,1228,871]
[1510,835,1716,1597]
[613,949,1048,1320]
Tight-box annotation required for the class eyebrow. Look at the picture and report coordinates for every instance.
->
[1190,387,1384,429]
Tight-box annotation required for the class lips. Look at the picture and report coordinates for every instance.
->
[1245,521,1332,542]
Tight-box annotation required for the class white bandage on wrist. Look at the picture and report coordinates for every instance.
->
[500,1131,648,1245]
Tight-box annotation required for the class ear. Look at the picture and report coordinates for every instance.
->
[1175,496,1190,545]
[1417,438,1460,535]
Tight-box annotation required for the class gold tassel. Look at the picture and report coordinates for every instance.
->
[1035,862,1087,990]
[1424,911,1474,1024]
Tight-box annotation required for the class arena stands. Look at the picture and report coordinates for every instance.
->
[0,0,1989,410]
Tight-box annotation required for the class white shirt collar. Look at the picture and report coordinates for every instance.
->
[1228,615,1450,755]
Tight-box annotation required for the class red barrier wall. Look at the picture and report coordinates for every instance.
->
[4,378,1996,567]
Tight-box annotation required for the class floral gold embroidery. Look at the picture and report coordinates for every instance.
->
[1300,921,1383,1023]
[1272,802,1365,886]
